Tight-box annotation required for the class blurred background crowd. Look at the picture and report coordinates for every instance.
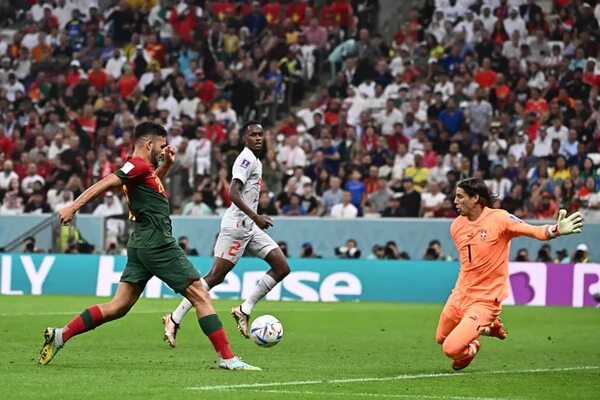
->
[0,0,599,257]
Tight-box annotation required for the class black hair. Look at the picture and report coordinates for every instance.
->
[133,121,167,142]
[240,120,262,138]
[457,178,498,207]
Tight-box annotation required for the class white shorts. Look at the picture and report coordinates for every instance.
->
[213,218,279,264]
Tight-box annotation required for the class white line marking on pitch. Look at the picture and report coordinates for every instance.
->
[187,366,600,391]
[236,389,519,400]
[0,308,335,317]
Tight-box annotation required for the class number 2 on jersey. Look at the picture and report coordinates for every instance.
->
[228,241,241,257]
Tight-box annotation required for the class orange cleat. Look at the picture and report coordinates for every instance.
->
[452,340,480,371]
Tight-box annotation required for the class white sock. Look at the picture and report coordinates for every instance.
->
[172,298,194,324]
[55,328,64,347]
[171,278,209,324]
[241,274,277,315]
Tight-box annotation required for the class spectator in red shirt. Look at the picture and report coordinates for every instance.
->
[88,59,108,91]
[473,58,497,88]
[364,165,380,195]
[205,113,226,144]
[278,114,298,137]
[525,88,549,117]
[118,65,138,98]
[287,0,308,25]
[66,60,82,87]
[195,69,217,104]
[262,0,281,24]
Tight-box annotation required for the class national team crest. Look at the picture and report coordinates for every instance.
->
[480,230,487,239]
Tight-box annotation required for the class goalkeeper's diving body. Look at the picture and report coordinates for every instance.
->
[436,178,583,371]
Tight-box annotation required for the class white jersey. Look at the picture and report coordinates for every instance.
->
[223,147,262,222]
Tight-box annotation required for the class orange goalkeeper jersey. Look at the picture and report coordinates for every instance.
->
[450,208,549,303]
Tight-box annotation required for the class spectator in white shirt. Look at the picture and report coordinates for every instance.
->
[186,126,212,179]
[296,97,322,130]
[278,135,307,169]
[429,154,451,188]
[0,160,19,191]
[3,73,25,102]
[483,127,508,162]
[157,87,179,119]
[485,165,513,201]
[421,182,447,217]
[443,142,463,171]
[53,189,74,212]
[502,31,522,60]
[532,128,552,158]
[93,191,125,245]
[330,191,359,218]
[393,142,415,178]
[559,129,579,158]
[508,131,528,161]
[503,6,527,38]
[178,88,201,119]
[357,77,376,99]
[214,98,238,130]
[48,132,70,159]
[480,5,498,32]
[433,74,454,102]
[105,49,127,79]
[21,163,45,196]
[182,191,213,216]
[377,98,404,136]
[546,118,568,141]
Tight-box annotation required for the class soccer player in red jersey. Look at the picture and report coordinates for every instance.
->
[39,122,260,370]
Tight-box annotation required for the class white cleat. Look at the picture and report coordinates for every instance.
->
[219,356,261,371]
[162,313,179,348]
[231,306,250,338]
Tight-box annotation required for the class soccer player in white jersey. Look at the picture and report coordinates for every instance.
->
[162,121,290,345]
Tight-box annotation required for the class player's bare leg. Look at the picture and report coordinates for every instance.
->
[39,282,142,365]
[183,280,260,370]
[234,248,290,337]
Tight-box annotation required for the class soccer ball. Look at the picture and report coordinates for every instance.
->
[249,315,283,347]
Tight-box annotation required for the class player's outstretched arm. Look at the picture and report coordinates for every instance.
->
[58,174,122,226]
[229,179,273,230]
[503,209,583,241]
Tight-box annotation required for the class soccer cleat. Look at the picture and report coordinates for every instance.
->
[231,306,250,338]
[219,356,261,371]
[38,327,63,366]
[162,313,180,348]
[452,340,480,371]
[486,320,508,340]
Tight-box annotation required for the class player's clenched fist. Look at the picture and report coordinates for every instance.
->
[58,205,77,226]
[161,145,177,166]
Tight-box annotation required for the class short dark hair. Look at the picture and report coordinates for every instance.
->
[457,178,498,207]
[133,121,167,142]
[240,120,262,138]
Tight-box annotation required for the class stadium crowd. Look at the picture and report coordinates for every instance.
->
[0,0,599,256]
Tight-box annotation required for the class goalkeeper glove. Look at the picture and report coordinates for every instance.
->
[548,209,583,238]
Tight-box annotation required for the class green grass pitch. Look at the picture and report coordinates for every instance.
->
[1,295,598,400]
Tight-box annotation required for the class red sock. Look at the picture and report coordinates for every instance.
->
[61,305,104,343]
[207,328,235,359]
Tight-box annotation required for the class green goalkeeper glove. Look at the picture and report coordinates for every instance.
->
[549,209,583,238]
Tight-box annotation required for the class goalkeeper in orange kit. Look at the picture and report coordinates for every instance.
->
[436,178,583,370]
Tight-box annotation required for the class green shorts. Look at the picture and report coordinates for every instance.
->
[120,242,200,294]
